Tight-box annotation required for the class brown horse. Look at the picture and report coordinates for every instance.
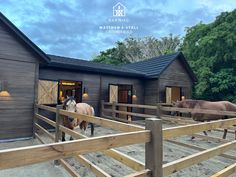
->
[62,96,94,141]
[175,99,236,139]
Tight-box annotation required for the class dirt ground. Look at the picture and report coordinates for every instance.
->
[0,122,236,177]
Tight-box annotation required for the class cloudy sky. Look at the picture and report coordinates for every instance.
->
[1,0,236,60]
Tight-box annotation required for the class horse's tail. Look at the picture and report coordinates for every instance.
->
[90,106,95,136]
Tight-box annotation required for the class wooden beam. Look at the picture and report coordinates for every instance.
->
[167,139,236,160]
[114,103,156,110]
[103,149,145,171]
[114,110,154,118]
[59,125,145,171]
[37,104,57,113]
[161,106,236,117]
[0,130,150,169]
[103,109,113,113]
[35,123,54,140]
[35,113,56,127]
[124,169,151,177]
[103,102,112,106]
[145,118,163,177]
[35,127,110,177]
[103,115,131,123]
[59,159,81,177]
[59,109,144,132]
[211,163,236,177]
[35,133,44,144]
[161,116,196,125]
[192,134,229,143]
[163,118,236,139]
[35,132,81,177]
[163,140,236,176]
[55,105,63,143]
[75,155,111,177]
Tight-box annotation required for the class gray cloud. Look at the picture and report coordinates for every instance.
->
[0,0,234,59]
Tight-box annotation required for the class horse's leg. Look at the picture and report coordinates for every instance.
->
[70,129,74,140]
[90,123,94,136]
[223,129,227,139]
[62,132,66,141]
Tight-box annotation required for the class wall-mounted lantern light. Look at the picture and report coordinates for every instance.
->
[0,80,10,97]
[181,96,185,100]
[82,87,88,98]
[132,88,137,99]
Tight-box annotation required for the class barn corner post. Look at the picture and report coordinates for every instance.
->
[54,104,63,166]
[100,100,104,117]
[145,118,163,177]
[33,103,38,139]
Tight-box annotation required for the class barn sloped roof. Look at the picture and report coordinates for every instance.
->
[124,52,197,81]
[0,12,50,63]
[46,54,146,78]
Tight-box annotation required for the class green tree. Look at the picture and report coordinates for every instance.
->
[93,34,180,65]
[182,10,236,102]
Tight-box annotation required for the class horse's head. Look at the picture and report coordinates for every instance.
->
[174,100,183,108]
[63,96,76,112]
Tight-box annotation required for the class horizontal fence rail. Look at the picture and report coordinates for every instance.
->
[3,103,236,177]
[0,130,150,170]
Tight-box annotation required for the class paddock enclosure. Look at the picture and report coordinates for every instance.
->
[1,104,236,177]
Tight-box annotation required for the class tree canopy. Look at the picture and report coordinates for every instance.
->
[181,10,236,102]
[93,34,180,65]
[93,9,236,102]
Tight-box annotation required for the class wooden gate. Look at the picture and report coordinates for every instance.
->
[109,84,118,103]
[38,80,58,104]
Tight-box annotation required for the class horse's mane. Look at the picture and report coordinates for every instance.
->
[182,99,200,108]
[63,96,76,109]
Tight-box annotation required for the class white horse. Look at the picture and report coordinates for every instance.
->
[62,96,95,141]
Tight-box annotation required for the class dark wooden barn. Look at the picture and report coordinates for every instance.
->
[0,12,196,140]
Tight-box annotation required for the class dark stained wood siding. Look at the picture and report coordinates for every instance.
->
[39,69,101,114]
[0,21,40,139]
[39,69,145,116]
[158,59,193,102]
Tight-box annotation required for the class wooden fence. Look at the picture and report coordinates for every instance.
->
[101,101,236,177]
[1,103,236,176]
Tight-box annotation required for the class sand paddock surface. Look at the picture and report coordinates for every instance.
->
[0,122,235,177]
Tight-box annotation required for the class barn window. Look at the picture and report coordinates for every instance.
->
[58,80,82,104]
[38,80,59,105]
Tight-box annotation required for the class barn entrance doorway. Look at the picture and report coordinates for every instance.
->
[166,86,181,103]
[109,84,132,119]
[58,80,82,104]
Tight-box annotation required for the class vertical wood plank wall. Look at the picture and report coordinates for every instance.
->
[158,59,193,102]
[0,21,40,139]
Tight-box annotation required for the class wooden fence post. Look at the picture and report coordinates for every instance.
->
[54,104,63,166]
[100,100,104,117]
[145,118,163,177]
[112,101,116,119]
[156,103,161,118]
[33,103,38,138]
[55,105,63,142]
